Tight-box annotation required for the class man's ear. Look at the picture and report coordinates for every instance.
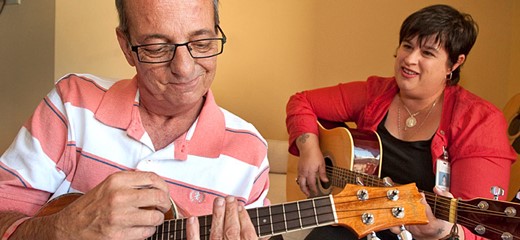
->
[116,28,136,67]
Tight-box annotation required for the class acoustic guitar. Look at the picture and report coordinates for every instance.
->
[286,120,382,200]
[503,93,520,200]
[288,123,520,239]
[36,184,426,239]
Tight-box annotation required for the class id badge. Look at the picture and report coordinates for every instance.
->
[436,158,450,191]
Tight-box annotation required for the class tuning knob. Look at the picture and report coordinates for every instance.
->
[356,176,365,186]
[357,189,369,201]
[387,189,399,201]
[367,232,381,240]
[490,186,504,200]
[397,225,412,240]
[382,177,394,187]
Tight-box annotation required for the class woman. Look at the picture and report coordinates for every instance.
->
[286,4,516,240]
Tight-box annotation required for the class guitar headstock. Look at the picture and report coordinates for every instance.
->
[458,198,520,239]
[332,183,427,238]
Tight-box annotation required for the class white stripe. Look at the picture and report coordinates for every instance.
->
[1,127,66,192]
[65,104,152,167]
[221,108,263,140]
[137,153,259,198]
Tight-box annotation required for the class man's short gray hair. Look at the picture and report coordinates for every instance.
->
[115,0,220,36]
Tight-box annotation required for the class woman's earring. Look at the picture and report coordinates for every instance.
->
[446,72,453,80]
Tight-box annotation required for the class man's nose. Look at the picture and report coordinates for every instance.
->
[170,45,195,76]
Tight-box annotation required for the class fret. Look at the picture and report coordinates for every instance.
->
[172,220,178,239]
[175,218,183,239]
[149,196,335,239]
[314,196,336,225]
[256,206,273,236]
[248,208,260,235]
[270,204,287,234]
[296,201,303,227]
[311,198,319,225]
[158,220,164,240]
[283,202,302,231]
[201,215,212,240]
[282,204,287,231]
[269,205,274,234]
[165,218,170,240]
[299,200,318,227]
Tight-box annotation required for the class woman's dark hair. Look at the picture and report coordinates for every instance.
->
[399,4,478,85]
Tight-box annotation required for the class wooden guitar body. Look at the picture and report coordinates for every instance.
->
[287,121,382,200]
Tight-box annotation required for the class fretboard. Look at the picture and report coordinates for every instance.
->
[147,195,337,239]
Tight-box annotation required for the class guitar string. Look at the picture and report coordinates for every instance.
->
[326,165,520,216]
[151,196,520,240]
[152,195,423,239]
[155,167,519,238]
[151,211,515,240]
[328,165,520,219]
[323,165,520,238]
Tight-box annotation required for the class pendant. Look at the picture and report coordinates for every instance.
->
[406,116,417,128]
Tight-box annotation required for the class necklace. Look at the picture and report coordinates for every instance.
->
[402,105,420,129]
[397,96,440,139]
[399,96,438,130]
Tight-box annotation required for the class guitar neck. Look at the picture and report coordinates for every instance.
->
[328,167,454,223]
[149,195,337,239]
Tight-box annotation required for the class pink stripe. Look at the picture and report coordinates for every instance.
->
[56,75,107,112]
[248,168,270,205]
[220,129,267,167]
[70,152,131,192]
[24,99,68,164]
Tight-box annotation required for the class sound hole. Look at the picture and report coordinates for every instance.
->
[508,113,520,136]
[321,157,333,189]
[513,136,520,154]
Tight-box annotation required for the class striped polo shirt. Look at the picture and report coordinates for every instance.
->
[0,73,270,217]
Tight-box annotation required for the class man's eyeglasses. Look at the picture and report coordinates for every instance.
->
[131,25,226,64]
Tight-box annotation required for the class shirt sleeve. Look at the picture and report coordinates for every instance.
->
[285,81,370,156]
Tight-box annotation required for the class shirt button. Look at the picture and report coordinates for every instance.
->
[189,190,205,204]
[440,130,445,135]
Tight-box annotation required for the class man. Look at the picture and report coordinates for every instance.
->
[0,0,269,239]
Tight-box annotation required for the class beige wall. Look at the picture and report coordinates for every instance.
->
[0,0,55,152]
[1,1,519,153]
[508,1,520,100]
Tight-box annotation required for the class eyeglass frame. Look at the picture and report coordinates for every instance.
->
[130,25,227,64]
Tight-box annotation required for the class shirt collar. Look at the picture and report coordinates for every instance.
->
[94,76,225,158]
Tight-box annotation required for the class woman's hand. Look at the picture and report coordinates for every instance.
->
[295,133,329,197]
[390,187,464,240]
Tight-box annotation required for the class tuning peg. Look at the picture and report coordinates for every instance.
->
[356,176,365,186]
[387,189,399,201]
[367,232,381,240]
[490,186,504,200]
[397,225,412,240]
[382,177,394,186]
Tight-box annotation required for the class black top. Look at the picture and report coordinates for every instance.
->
[377,117,436,192]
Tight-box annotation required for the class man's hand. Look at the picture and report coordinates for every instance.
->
[186,196,258,240]
[51,171,171,240]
